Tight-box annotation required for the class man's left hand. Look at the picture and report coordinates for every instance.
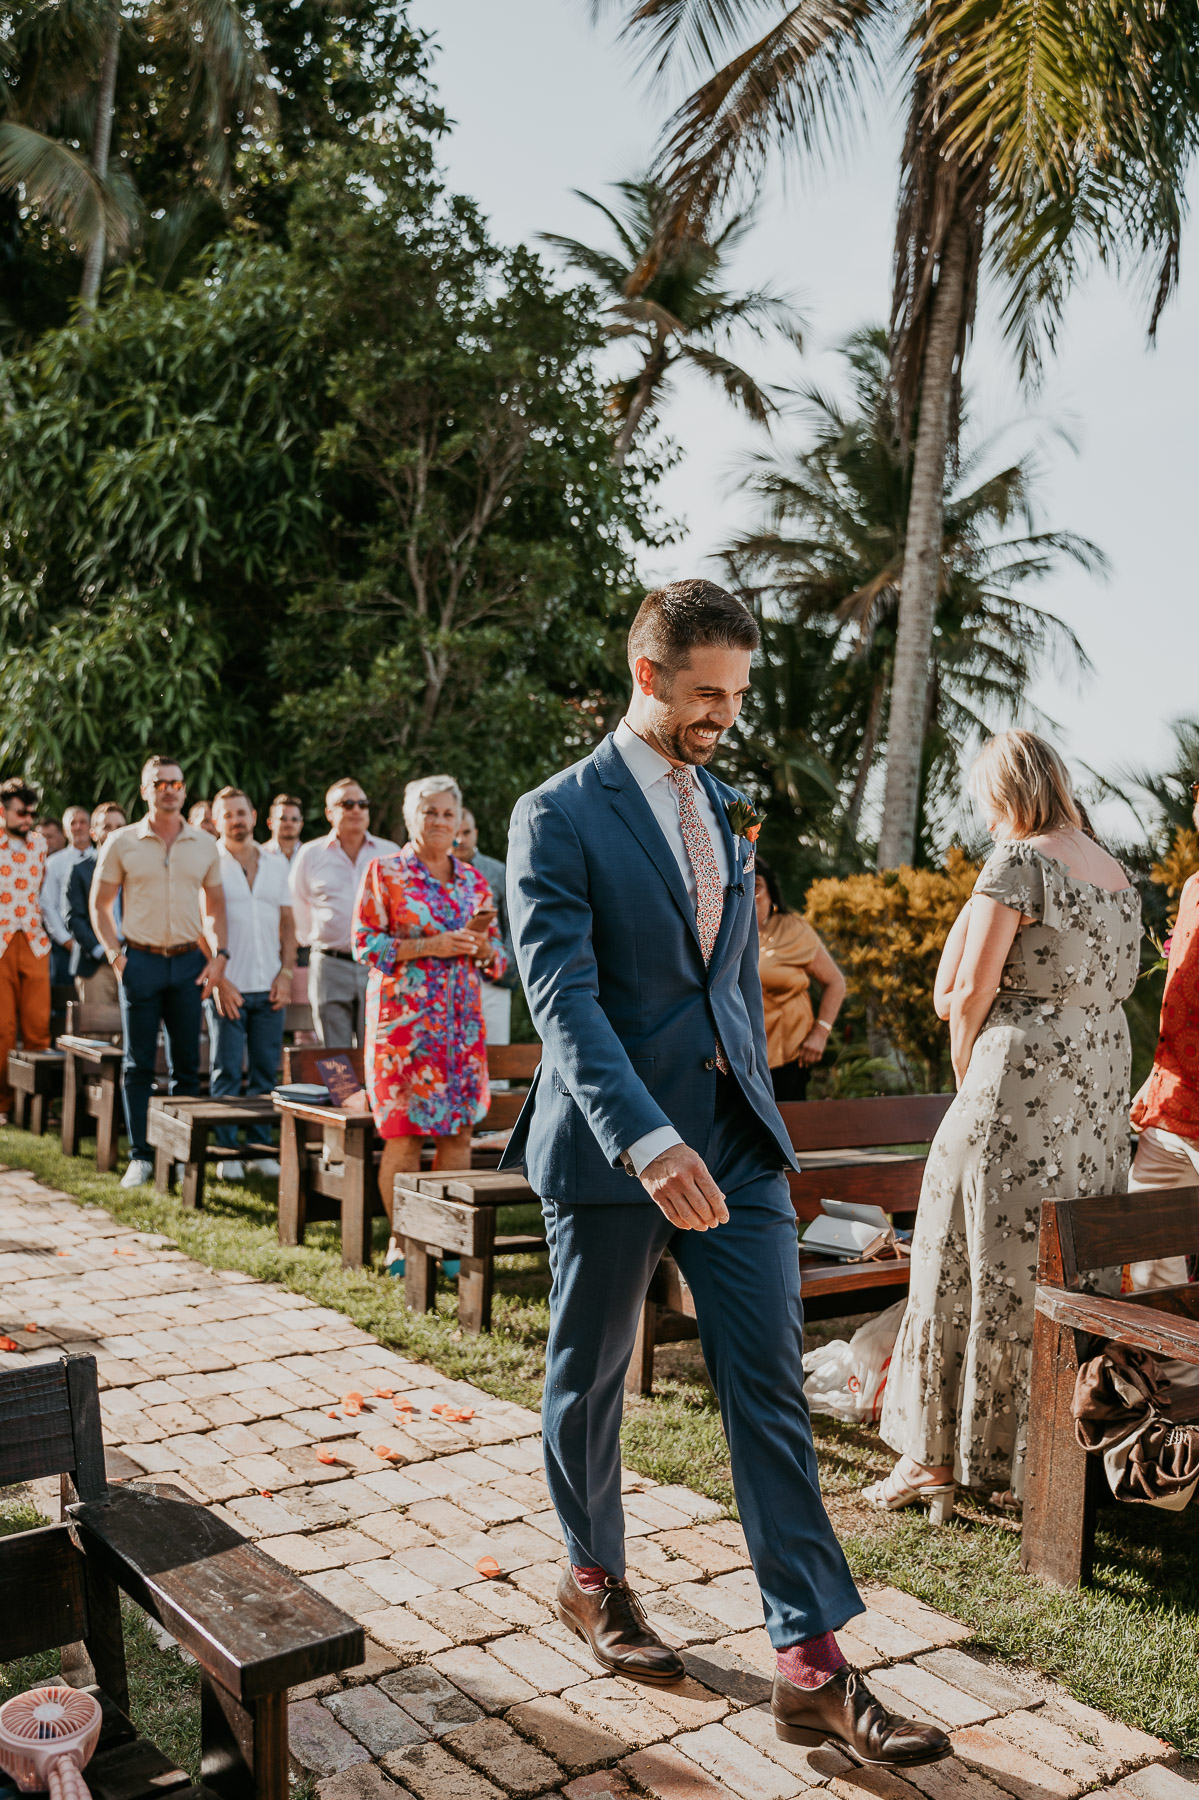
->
[269,970,294,1009]
[198,955,229,1003]
[212,975,244,1018]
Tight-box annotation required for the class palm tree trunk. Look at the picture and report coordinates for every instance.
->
[612,373,655,466]
[877,209,968,869]
[80,11,120,309]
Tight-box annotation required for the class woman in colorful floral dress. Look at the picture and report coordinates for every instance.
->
[352,776,505,1268]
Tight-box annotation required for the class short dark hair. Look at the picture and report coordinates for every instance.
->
[0,778,39,809]
[212,787,249,807]
[141,753,182,786]
[754,858,788,915]
[627,579,760,677]
[269,794,303,814]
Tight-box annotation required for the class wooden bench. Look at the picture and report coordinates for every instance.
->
[59,1003,125,1172]
[275,1043,540,1268]
[8,1046,66,1133]
[0,1353,363,1800]
[1022,1185,1199,1589]
[627,1091,954,1394]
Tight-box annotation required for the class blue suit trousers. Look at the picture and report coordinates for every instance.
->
[540,1078,863,1648]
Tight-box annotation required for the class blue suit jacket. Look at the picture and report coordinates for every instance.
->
[499,733,798,1203]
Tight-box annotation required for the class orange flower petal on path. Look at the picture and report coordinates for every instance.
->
[475,1556,501,1579]
[56,1249,71,1256]
[327,1411,339,1419]
[373,1387,394,1399]
[25,1324,36,1333]
[394,1400,415,1414]
[259,1490,273,1498]
[430,1402,447,1415]
[374,1444,399,1461]
[0,1336,19,1352]
[343,1391,363,1416]
[315,1448,340,1465]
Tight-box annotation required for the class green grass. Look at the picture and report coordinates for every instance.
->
[4,1127,1199,1754]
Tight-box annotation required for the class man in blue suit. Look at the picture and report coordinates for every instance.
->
[503,581,947,1768]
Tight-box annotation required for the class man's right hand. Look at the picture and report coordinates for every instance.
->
[110,952,127,981]
[639,1145,729,1231]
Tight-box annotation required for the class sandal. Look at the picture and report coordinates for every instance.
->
[989,1489,1022,1514]
[862,1467,957,1525]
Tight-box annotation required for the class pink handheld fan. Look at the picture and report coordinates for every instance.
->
[0,1687,102,1800]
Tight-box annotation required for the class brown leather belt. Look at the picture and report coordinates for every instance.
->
[124,939,203,958]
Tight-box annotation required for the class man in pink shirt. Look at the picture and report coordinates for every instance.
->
[0,777,51,1124]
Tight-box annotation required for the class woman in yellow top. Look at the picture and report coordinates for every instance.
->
[755,861,847,1100]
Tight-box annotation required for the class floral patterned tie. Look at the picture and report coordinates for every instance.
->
[669,768,728,1072]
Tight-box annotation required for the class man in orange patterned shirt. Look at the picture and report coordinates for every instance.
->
[0,777,51,1123]
[1129,778,1199,1287]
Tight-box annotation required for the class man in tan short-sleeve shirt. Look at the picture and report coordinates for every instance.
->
[92,754,229,1186]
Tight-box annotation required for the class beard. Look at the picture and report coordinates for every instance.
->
[650,715,725,766]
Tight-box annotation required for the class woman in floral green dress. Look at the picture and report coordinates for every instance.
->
[866,731,1141,1519]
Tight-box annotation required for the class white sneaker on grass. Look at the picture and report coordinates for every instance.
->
[216,1160,245,1181]
[120,1159,154,1188]
[255,1157,281,1177]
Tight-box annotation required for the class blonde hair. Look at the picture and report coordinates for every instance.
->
[403,776,462,837]
[970,730,1082,839]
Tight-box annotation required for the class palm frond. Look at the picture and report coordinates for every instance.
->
[0,119,136,250]
[678,341,777,419]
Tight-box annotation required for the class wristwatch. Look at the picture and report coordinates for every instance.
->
[215,948,229,960]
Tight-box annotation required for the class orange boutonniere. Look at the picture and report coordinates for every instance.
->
[725,798,763,844]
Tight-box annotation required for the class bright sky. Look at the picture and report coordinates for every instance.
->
[413,0,1197,842]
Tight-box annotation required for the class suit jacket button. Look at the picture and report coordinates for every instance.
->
[703,1057,716,1071]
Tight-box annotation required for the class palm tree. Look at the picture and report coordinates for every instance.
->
[541,176,801,463]
[597,0,1199,864]
[723,327,1099,864]
[0,0,272,311]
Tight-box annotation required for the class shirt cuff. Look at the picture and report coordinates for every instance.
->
[625,1126,684,1178]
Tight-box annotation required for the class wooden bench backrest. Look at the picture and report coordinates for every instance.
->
[284,1002,314,1034]
[778,1093,954,1151]
[66,1000,123,1039]
[1039,1187,1199,1289]
[488,1043,541,1082]
[0,1522,88,1660]
[0,1355,108,1499]
[283,1045,367,1086]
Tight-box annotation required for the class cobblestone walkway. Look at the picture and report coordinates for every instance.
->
[1,1165,1194,1800]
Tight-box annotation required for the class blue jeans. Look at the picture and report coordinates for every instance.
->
[119,947,206,1161]
[204,990,285,1148]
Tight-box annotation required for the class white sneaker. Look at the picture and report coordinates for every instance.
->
[120,1159,154,1189]
[255,1157,281,1177]
[217,1160,245,1181]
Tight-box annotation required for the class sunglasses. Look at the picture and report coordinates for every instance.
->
[152,778,185,792]
[336,798,370,810]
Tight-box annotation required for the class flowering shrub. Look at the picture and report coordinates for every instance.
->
[805,848,979,1092]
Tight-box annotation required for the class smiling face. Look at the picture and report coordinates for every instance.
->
[412,790,461,858]
[215,793,256,846]
[65,807,91,852]
[270,802,304,849]
[632,644,753,767]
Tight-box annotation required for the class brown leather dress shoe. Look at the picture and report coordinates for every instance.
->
[773,1668,952,1766]
[556,1568,685,1685]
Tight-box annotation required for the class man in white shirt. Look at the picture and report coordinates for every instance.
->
[262,794,305,862]
[42,806,92,989]
[289,777,399,1047]
[207,787,297,1179]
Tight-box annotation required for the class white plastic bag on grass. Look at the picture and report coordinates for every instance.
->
[802,1299,907,1423]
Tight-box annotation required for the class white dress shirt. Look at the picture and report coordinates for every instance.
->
[289,830,401,950]
[219,844,293,992]
[262,839,300,862]
[42,845,84,948]
[613,719,731,1175]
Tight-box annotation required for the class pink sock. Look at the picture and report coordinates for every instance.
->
[572,1563,608,1593]
[776,1631,848,1689]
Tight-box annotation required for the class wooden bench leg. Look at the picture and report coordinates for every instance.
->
[457,1210,495,1335]
[11,1086,26,1130]
[277,1112,306,1246]
[95,1073,120,1173]
[62,1055,82,1157]
[625,1298,659,1398]
[29,1092,45,1135]
[181,1125,208,1210]
[1021,1311,1096,1587]
[404,1239,437,1313]
[201,1673,287,1800]
[340,1136,369,1268]
[154,1145,174,1193]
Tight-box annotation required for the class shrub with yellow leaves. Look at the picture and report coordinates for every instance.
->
[805,847,979,1092]
[1150,827,1199,925]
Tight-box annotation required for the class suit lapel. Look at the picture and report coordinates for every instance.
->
[595,737,703,953]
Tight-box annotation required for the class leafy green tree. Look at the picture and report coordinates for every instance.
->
[0,0,439,337]
[0,134,651,838]
[541,176,800,463]
[599,0,1199,867]
[719,328,1097,890]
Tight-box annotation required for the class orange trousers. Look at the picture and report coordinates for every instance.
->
[0,931,51,1114]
